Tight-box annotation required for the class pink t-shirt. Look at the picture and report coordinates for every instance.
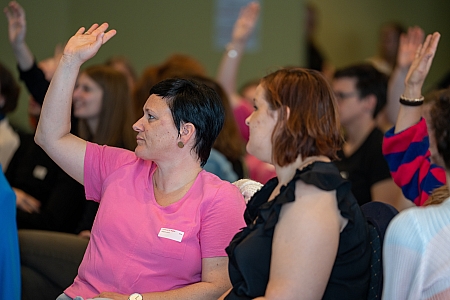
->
[65,143,246,298]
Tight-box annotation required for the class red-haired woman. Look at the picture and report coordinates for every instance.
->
[220,68,371,299]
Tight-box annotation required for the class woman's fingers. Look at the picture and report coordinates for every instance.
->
[85,23,100,35]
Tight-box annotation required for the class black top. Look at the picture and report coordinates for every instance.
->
[18,61,79,132]
[5,133,95,233]
[225,162,370,299]
[18,61,49,106]
[334,128,392,206]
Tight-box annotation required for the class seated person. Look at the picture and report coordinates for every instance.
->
[220,67,371,299]
[332,63,410,211]
[34,23,245,299]
[0,62,20,171]
[382,32,450,299]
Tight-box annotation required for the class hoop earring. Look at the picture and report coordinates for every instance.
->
[177,141,184,148]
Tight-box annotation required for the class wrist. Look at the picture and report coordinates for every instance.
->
[402,84,422,99]
[226,42,245,58]
[11,41,27,52]
[60,54,84,69]
[399,94,424,106]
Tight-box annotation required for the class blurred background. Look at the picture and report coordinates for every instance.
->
[1,0,449,132]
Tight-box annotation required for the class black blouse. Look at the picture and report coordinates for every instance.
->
[225,162,370,299]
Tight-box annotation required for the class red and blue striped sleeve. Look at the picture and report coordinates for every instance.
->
[382,118,446,206]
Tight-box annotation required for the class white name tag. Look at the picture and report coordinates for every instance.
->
[33,165,48,180]
[158,228,184,242]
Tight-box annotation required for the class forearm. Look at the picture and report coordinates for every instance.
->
[387,66,408,125]
[35,56,80,147]
[394,83,423,134]
[19,62,50,105]
[12,41,34,71]
[216,41,246,108]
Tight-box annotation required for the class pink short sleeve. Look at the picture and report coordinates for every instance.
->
[199,181,246,258]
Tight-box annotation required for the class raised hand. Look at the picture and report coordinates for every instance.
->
[404,32,440,94]
[396,26,425,69]
[4,1,26,48]
[62,23,117,67]
[231,1,260,43]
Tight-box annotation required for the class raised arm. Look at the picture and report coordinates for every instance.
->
[34,23,116,184]
[216,1,260,108]
[386,27,424,125]
[4,1,33,71]
[394,32,440,133]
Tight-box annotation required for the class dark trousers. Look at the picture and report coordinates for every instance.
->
[19,230,88,300]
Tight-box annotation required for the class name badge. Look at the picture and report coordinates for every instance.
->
[158,228,184,242]
[33,165,48,180]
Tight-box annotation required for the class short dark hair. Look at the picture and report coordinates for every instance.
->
[430,88,450,171]
[0,62,20,114]
[149,78,224,167]
[334,63,388,118]
[261,68,342,166]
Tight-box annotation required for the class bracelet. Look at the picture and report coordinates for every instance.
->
[226,43,238,58]
[399,94,424,106]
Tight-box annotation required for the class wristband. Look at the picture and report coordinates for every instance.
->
[226,43,238,58]
[399,95,424,106]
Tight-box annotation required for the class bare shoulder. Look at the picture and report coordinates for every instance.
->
[280,180,348,232]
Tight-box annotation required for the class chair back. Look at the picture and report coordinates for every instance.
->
[360,201,398,300]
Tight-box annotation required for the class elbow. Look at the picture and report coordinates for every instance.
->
[34,128,46,148]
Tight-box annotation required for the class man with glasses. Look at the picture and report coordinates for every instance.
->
[332,64,410,211]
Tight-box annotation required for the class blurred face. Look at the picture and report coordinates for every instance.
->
[332,77,365,127]
[245,84,278,164]
[73,73,103,120]
[132,94,179,161]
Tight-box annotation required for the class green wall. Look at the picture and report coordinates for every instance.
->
[1,0,304,132]
[2,0,449,132]
[310,0,450,88]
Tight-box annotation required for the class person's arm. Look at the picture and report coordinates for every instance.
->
[5,1,55,106]
[385,27,424,126]
[380,32,441,206]
[256,181,341,300]
[383,119,446,206]
[216,2,259,108]
[34,23,116,184]
[94,257,230,300]
[394,32,440,133]
[4,1,33,71]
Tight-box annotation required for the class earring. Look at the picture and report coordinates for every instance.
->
[177,141,184,148]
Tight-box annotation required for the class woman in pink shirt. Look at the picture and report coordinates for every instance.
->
[35,23,245,300]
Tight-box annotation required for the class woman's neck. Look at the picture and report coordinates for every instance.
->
[152,161,202,207]
[275,155,330,185]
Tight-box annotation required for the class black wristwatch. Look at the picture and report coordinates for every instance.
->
[128,293,143,300]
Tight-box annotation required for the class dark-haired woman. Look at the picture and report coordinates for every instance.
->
[34,23,245,300]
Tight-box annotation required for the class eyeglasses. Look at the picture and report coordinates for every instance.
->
[334,91,359,101]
